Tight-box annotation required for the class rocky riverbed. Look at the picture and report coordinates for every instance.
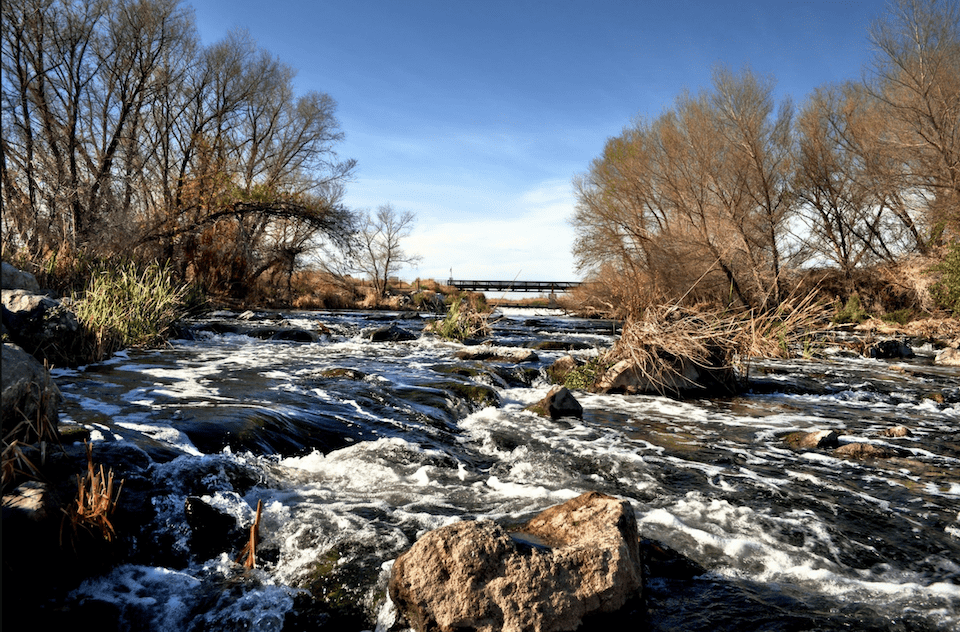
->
[3,287,960,630]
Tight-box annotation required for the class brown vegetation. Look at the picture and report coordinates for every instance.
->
[2,0,356,304]
[571,0,960,319]
[61,442,124,546]
[235,499,264,569]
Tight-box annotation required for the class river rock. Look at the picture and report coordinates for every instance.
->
[1,343,61,446]
[1,288,81,365]
[865,338,914,359]
[388,491,643,632]
[879,425,912,438]
[265,327,320,342]
[596,356,736,397]
[1,480,55,520]
[935,346,960,367]
[1,262,40,291]
[833,442,897,459]
[363,323,417,342]
[783,429,840,450]
[526,386,583,419]
[455,346,539,363]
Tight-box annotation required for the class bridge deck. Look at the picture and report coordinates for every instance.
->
[447,279,582,293]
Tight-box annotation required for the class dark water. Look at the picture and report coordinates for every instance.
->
[49,309,960,631]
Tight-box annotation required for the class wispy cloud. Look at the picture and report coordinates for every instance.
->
[399,179,578,283]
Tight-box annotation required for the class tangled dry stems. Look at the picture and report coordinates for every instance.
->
[599,292,831,393]
[428,296,493,341]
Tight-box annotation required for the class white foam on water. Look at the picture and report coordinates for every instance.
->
[638,492,960,625]
[113,416,201,455]
[70,564,208,631]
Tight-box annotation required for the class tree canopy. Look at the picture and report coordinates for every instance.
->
[2,0,357,300]
[572,0,960,311]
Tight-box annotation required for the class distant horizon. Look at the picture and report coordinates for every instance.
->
[191,0,886,283]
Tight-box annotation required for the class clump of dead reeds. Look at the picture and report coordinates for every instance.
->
[736,290,832,359]
[426,295,494,341]
[602,303,747,393]
[61,441,124,546]
[592,291,830,393]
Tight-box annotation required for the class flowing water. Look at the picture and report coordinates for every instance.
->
[49,309,960,631]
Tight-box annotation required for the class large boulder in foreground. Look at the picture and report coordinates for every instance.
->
[1,288,81,365]
[388,491,642,632]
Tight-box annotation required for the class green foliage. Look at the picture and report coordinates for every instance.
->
[930,242,960,314]
[562,357,608,391]
[880,308,914,325]
[833,294,868,324]
[73,262,192,359]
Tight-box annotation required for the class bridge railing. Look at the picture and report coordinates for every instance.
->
[446,279,582,293]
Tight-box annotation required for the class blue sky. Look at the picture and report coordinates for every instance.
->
[191,0,886,285]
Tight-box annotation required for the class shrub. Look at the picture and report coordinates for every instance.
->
[880,308,914,325]
[833,294,868,324]
[428,297,491,341]
[73,262,192,359]
[930,242,960,314]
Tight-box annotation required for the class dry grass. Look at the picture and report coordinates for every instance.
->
[1,361,61,490]
[425,295,494,341]
[596,291,831,394]
[602,304,746,393]
[61,441,124,546]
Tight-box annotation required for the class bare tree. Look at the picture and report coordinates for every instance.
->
[1,0,357,302]
[867,0,960,240]
[353,204,421,299]
[572,68,796,310]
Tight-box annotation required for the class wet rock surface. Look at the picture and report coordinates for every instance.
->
[526,385,584,419]
[388,491,643,632]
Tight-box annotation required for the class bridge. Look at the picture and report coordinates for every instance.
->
[446,279,582,293]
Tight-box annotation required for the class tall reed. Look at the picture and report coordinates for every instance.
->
[72,262,191,360]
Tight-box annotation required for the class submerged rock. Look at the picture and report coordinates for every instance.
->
[455,346,539,363]
[526,386,583,419]
[783,429,840,450]
[388,491,643,632]
[834,442,898,459]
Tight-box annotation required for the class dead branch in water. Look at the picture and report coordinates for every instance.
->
[235,499,264,569]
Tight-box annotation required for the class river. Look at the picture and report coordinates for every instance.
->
[48,308,960,631]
